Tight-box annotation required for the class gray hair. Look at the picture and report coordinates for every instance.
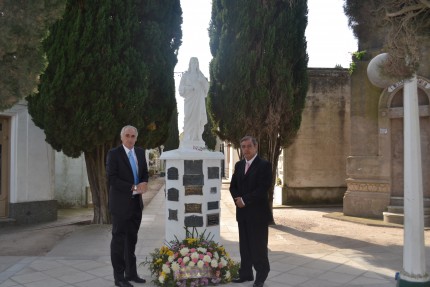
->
[120,125,138,137]
[240,135,257,146]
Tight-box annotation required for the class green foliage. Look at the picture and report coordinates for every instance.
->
[208,0,308,154]
[208,0,308,210]
[163,106,180,152]
[0,0,66,110]
[348,50,366,74]
[27,0,182,157]
[24,0,182,223]
[202,113,217,151]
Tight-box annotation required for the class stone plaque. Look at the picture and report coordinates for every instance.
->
[210,187,217,194]
[183,174,204,186]
[184,160,203,174]
[207,201,219,210]
[208,167,219,179]
[185,203,202,214]
[167,188,179,201]
[168,209,178,221]
[184,160,204,186]
[168,167,179,180]
[184,215,203,227]
[207,214,219,226]
[185,185,203,196]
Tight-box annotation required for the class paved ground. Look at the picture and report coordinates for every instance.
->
[0,176,165,257]
[0,177,430,287]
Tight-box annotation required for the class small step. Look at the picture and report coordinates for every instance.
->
[386,205,430,215]
[383,212,404,225]
[383,211,430,227]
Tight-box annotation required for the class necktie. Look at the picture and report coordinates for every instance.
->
[128,150,139,184]
[245,161,250,174]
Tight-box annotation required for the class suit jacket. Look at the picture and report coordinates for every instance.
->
[229,155,273,224]
[106,145,149,218]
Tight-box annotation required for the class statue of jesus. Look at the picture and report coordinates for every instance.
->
[179,57,209,145]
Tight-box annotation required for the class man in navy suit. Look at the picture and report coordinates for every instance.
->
[106,125,149,287]
[230,136,272,287]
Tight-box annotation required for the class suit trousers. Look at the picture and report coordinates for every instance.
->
[111,198,142,281]
[238,218,270,282]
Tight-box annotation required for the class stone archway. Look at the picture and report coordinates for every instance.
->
[379,76,430,225]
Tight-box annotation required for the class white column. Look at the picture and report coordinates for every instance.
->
[400,74,429,283]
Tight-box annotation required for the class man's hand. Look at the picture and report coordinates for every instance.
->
[234,197,245,208]
[136,182,148,194]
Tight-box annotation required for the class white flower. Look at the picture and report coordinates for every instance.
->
[210,259,218,268]
[220,257,227,267]
[188,261,195,267]
[224,271,231,279]
[197,260,204,269]
[214,252,219,259]
[197,247,207,253]
[203,255,211,263]
[168,255,175,262]
[180,247,189,256]
[162,264,171,274]
[158,275,165,284]
[183,256,190,263]
[190,252,199,260]
[171,262,180,272]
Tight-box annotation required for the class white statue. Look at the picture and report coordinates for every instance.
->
[179,57,209,145]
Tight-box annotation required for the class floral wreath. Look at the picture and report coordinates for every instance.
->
[142,228,239,287]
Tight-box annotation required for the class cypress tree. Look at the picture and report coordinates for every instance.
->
[163,107,180,152]
[0,0,65,110]
[27,0,182,223]
[208,0,308,214]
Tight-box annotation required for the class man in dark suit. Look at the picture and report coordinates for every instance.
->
[106,125,149,287]
[230,136,273,287]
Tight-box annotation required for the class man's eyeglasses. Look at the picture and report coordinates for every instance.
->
[125,134,136,138]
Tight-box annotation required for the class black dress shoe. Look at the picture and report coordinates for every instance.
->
[253,281,264,287]
[125,275,146,283]
[232,276,254,283]
[115,280,133,287]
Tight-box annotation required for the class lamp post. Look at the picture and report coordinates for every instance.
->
[367,53,430,286]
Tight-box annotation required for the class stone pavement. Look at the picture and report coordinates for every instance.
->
[0,180,429,287]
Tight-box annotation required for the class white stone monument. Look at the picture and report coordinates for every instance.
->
[161,57,223,243]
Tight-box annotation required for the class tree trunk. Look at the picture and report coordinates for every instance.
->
[84,143,114,224]
[264,136,282,225]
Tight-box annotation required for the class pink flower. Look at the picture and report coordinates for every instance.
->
[190,248,196,253]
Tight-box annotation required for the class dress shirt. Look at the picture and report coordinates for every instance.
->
[239,153,258,206]
[123,145,139,194]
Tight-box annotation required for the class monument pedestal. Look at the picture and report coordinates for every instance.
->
[160,147,224,243]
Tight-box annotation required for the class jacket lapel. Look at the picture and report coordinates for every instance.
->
[244,156,260,177]
[120,145,134,175]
